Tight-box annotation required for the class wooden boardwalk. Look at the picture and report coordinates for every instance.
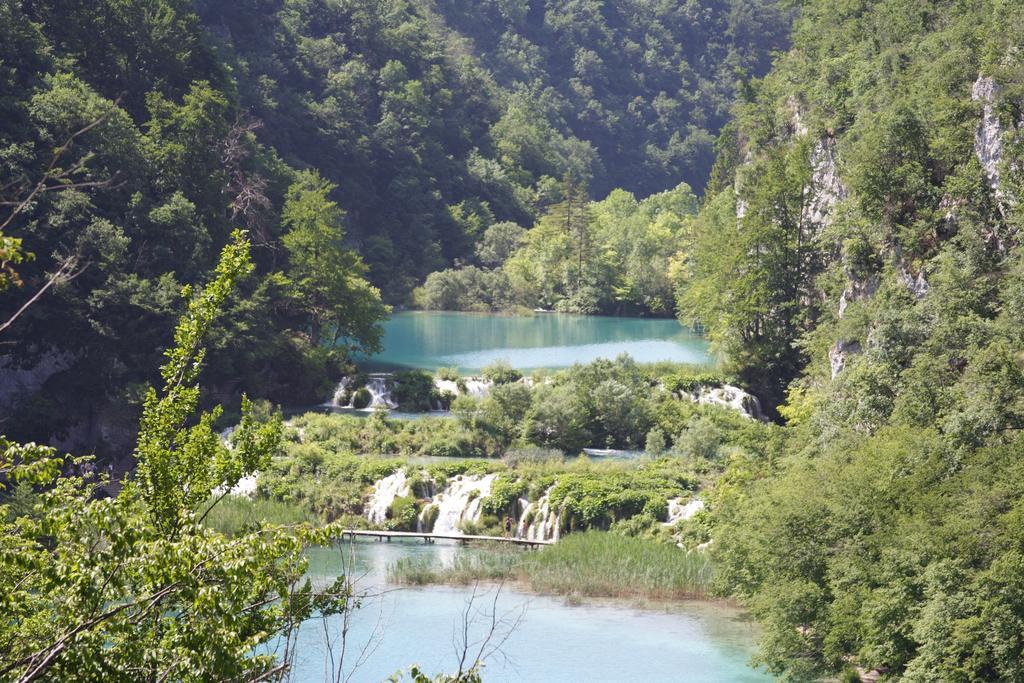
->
[339,529,554,548]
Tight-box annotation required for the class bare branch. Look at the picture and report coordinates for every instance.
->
[0,259,87,335]
[0,97,123,234]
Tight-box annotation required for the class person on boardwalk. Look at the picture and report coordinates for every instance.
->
[504,517,513,538]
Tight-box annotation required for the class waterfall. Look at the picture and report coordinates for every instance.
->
[218,425,236,448]
[514,497,531,538]
[211,474,258,499]
[518,487,561,542]
[462,378,490,398]
[365,470,409,524]
[430,473,498,535]
[665,498,704,525]
[433,377,492,399]
[434,379,459,396]
[329,374,497,412]
[329,374,397,410]
[327,376,352,407]
[364,374,397,409]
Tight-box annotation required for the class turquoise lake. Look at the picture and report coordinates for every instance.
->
[356,311,712,372]
[283,540,768,682]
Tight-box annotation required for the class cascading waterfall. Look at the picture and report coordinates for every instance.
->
[433,377,492,404]
[365,470,409,524]
[462,379,490,398]
[429,473,498,535]
[363,467,701,542]
[517,487,561,542]
[329,374,397,410]
[328,376,352,407]
[329,373,503,412]
[665,498,704,525]
[363,375,397,409]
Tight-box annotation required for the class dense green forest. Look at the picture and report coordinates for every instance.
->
[0,0,787,456]
[7,0,1024,680]
[414,179,698,314]
[675,0,1024,679]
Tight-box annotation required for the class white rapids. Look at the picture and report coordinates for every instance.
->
[516,487,561,542]
[665,498,704,525]
[425,473,498,535]
[365,470,410,524]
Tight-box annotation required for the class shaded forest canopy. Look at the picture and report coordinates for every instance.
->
[673,0,1024,679]
[0,0,788,454]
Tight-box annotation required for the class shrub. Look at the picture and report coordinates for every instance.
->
[412,266,514,311]
[387,495,420,531]
[645,428,667,456]
[503,446,564,466]
[481,475,528,515]
[482,361,522,385]
[673,416,722,460]
[391,370,436,411]
[352,387,372,409]
[435,367,461,381]
[663,371,726,393]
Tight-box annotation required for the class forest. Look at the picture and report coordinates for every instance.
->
[0,0,787,456]
[681,0,1024,679]
[5,0,1024,681]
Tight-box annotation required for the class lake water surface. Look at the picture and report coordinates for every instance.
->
[356,311,711,372]
[284,540,767,682]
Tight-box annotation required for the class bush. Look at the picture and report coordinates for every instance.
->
[481,475,528,515]
[672,416,722,460]
[351,387,372,409]
[503,446,564,466]
[482,361,522,385]
[435,367,461,381]
[412,266,514,311]
[391,370,437,411]
[387,495,420,531]
[645,428,667,456]
[663,371,726,393]
[203,497,320,536]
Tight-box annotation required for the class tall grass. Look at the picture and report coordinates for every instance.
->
[387,546,521,585]
[520,532,712,600]
[387,531,712,601]
[203,496,320,536]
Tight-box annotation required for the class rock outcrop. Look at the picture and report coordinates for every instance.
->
[973,75,1003,196]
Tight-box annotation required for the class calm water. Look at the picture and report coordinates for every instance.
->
[356,311,711,372]
[281,540,767,682]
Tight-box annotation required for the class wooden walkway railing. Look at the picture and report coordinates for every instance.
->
[338,529,553,548]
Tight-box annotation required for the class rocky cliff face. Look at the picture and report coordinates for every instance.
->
[772,73,1020,381]
[973,75,1004,197]
[803,135,848,234]
[0,350,71,411]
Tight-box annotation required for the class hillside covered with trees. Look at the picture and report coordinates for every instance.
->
[0,0,788,456]
[675,0,1024,679]
[8,0,1024,680]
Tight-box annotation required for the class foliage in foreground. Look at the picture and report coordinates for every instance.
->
[0,234,347,680]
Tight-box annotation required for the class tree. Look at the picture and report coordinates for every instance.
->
[475,221,526,267]
[504,173,597,311]
[676,142,815,409]
[0,232,348,680]
[280,170,389,350]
